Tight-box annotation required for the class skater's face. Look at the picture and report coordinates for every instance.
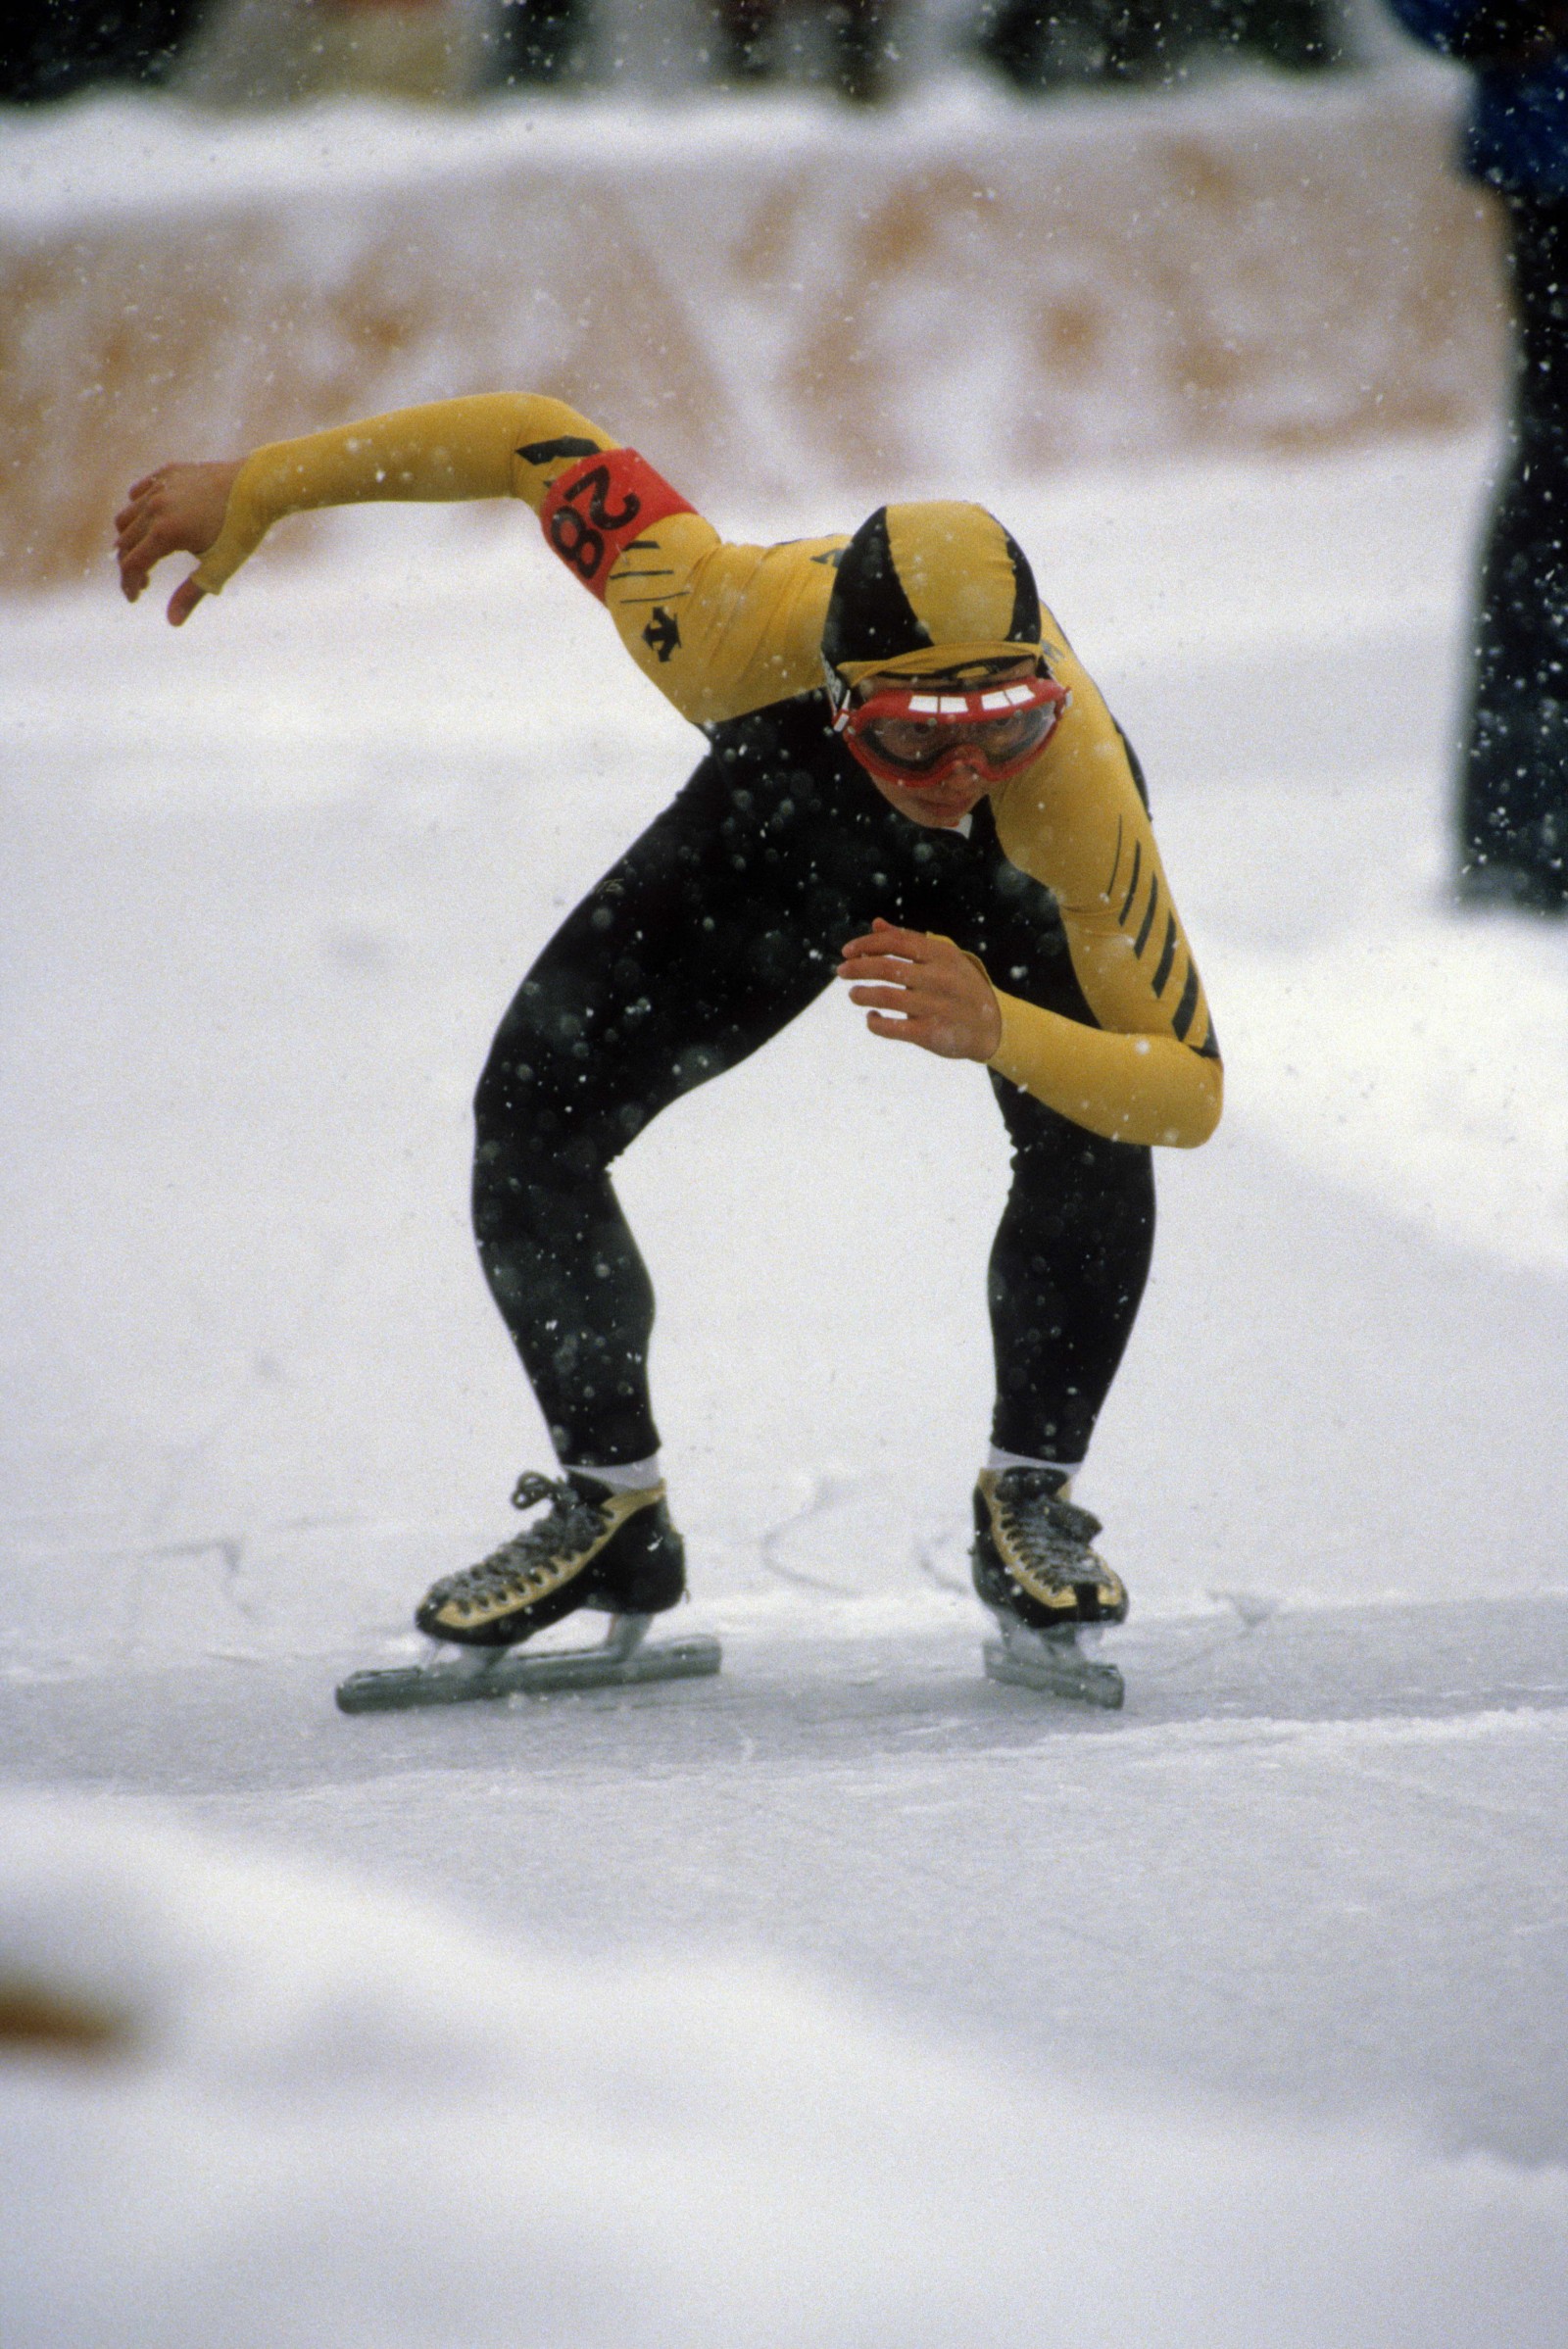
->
[844,658,1044,829]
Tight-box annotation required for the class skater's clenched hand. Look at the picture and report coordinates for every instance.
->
[115,460,242,623]
[838,920,1003,1062]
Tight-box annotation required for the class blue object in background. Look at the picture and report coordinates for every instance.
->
[1388,0,1568,189]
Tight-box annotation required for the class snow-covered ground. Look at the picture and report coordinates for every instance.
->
[5,1795,1564,2349]
[3,428,1567,2339]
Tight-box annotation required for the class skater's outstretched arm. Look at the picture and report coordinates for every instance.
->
[116,395,601,624]
[114,393,841,724]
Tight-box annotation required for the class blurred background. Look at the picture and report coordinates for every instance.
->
[0,0,1504,589]
[0,0,1382,109]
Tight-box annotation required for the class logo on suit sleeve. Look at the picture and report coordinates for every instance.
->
[642,609,681,662]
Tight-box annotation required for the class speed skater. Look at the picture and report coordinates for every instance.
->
[115,392,1222,1677]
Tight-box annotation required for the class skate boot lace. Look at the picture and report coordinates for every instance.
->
[424,1473,607,1608]
[993,1469,1104,1588]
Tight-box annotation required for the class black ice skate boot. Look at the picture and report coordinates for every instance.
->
[416,1471,686,1648]
[971,1466,1128,1632]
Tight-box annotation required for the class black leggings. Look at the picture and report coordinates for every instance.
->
[1463,192,1568,897]
[472,693,1155,1468]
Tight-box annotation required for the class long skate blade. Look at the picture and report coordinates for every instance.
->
[983,1633,1124,1710]
[335,1633,721,1715]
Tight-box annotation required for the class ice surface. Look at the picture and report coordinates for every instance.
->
[4,427,1568,2329]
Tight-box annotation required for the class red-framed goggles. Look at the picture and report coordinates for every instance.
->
[833,673,1068,788]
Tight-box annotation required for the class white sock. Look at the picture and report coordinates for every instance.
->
[563,1453,662,1494]
[986,1444,1081,1483]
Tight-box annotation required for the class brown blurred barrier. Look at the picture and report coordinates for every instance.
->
[0,70,1507,591]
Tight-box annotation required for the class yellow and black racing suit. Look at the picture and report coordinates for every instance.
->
[194,395,1222,1468]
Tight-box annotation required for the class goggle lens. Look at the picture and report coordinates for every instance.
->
[836,676,1067,784]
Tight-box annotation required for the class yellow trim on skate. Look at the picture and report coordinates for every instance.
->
[428,1482,664,1636]
[976,1469,1125,1619]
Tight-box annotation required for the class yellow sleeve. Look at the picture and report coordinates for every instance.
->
[986,611,1222,1150]
[191,394,618,594]
[191,392,842,728]
[602,523,844,725]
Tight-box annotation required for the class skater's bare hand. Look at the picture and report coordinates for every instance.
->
[115,460,242,623]
[838,919,1003,1061]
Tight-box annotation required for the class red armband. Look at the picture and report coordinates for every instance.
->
[538,449,695,603]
